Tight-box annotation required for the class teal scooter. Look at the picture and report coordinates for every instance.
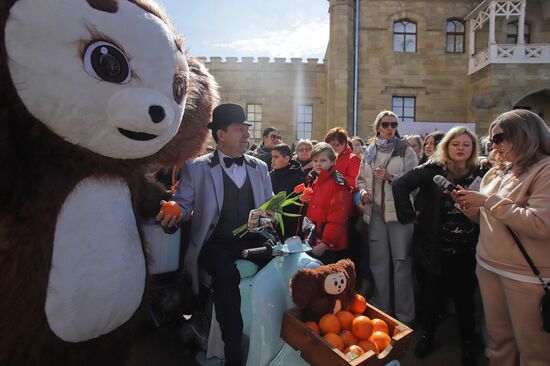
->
[192,218,401,366]
[194,218,322,366]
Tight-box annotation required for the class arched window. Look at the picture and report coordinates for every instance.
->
[446,19,465,53]
[393,20,416,52]
[506,21,530,44]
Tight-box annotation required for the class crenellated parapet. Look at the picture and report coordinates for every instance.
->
[201,56,325,72]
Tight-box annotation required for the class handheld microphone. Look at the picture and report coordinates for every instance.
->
[433,175,458,192]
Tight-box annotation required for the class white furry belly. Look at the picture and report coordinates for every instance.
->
[45,177,146,342]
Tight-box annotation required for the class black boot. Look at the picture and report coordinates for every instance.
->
[461,339,477,366]
[414,331,434,358]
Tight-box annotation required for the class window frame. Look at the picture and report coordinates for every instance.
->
[393,19,417,53]
[246,103,262,141]
[391,96,416,122]
[296,105,313,140]
[506,21,531,44]
[446,18,465,53]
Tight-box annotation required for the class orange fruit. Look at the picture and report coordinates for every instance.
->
[348,293,367,314]
[358,339,379,354]
[339,330,358,347]
[369,331,391,352]
[323,332,345,351]
[351,315,373,340]
[336,310,355,330]
[160,200,181,217]
[344,344,365,356]
[319,313,341,335]
[371,318,389,335]
[305,321,320,335]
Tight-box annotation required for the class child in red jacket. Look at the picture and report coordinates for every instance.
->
[306,142,352,264]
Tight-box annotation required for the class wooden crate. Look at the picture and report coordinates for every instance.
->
[280,302,413,366]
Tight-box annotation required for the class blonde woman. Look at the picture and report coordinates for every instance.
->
[393,126,486,365]
[356,110,418,324]
[456,110,550,366]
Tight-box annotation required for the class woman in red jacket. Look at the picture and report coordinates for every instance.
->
[324,127,361,189]
[306,142,352,264]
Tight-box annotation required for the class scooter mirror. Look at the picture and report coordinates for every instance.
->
[302,217,315,233]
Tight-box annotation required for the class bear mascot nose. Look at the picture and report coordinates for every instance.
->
[149,105,166,123]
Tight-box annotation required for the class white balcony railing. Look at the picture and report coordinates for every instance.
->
[469,43,550,74]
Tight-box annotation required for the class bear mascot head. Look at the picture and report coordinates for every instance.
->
[0,0,218,364]
[289,259,356,321]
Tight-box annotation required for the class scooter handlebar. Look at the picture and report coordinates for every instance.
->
[241,241,274,258]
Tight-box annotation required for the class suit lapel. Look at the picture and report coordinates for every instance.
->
[208,151,224,210]
[245,157,263,206]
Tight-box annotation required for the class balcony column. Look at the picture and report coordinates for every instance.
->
[518,0,526,45]
[470,27,476,55]
[489,1,496,45]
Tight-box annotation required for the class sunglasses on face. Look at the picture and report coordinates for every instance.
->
[381,122,398,129]
[269,135,282,140]
[297,147,311,152]
[490,132,504,145]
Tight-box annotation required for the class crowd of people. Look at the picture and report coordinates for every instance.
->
[158,104,550,366]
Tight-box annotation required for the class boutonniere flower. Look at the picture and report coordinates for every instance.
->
[233,184,305,238]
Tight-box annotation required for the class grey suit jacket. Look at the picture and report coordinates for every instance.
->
[175,150,273,293]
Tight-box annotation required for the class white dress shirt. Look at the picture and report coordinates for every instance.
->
[218,150,247,188]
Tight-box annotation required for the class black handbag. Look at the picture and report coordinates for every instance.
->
[506,227,550,333]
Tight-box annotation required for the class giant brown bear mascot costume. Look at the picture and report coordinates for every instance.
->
[0,0,218,364]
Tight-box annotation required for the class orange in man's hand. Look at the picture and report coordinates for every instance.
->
[351,315,373,340]
[160,200,181,217]
[319,313,341,335]
[348,293,367,314]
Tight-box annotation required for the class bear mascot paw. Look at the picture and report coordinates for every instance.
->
[289,259,356,321]
[0,0,218,364]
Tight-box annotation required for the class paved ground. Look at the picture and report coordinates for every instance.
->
[127,314,489,366]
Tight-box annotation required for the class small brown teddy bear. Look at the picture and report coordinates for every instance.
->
[290,259,356,321]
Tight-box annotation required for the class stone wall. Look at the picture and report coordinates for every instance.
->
[203,57,327,143]
[468,63,550,133]
[357,0,476,138]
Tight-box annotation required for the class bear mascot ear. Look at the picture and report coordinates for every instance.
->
[153,54,218,168]
[338,259,356,297]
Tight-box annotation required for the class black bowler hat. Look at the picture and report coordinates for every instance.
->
[207,103,252,129]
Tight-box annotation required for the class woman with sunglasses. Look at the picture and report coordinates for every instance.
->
[455,110,550,366]
[393,126,487,365]
[356,110,418,324]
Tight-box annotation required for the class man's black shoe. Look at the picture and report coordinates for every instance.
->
[414,331,434,358]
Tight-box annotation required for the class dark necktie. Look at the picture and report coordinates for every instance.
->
[223,156,244,168]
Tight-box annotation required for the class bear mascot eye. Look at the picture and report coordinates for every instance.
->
[172,74,187,104]
[84,40,130,83]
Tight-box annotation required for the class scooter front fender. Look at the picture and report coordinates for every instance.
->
[245,252,319,366]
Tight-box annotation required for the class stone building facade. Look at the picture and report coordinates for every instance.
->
[203,0,550,143]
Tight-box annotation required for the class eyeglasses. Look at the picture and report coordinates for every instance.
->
[269,135,282,140]
[490,132,505,145]
[297,147,312,152]
[381,122,398,129]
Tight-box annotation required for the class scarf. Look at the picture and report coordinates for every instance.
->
[363,136,397,164]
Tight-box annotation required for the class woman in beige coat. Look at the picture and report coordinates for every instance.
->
[356,111,418,323]
[456,110,550,366]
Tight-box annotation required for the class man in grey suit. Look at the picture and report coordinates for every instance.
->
[158,103,273,366]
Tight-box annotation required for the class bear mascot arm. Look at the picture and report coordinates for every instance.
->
[0,0,218,365]
[289,259,356,321]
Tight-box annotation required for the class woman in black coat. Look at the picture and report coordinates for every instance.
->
[392,127,488,366]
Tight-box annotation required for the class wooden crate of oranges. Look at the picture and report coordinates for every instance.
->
[281,294,413,366]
